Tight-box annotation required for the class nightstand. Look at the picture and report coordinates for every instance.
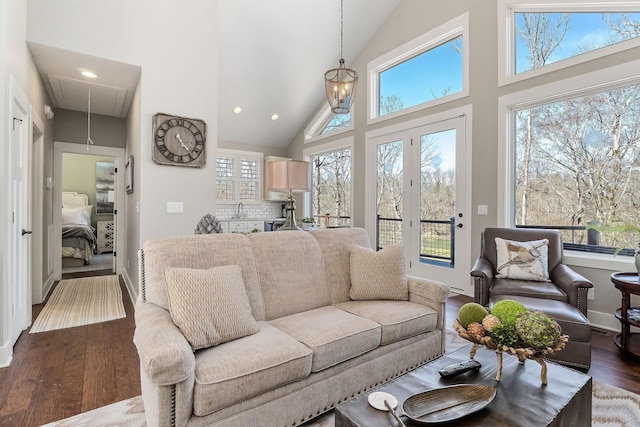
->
[97,220,114,254]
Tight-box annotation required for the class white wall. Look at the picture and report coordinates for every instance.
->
[27,0,219,247]
[1,0,54,366]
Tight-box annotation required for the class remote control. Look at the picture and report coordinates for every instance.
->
[438,359,482,378]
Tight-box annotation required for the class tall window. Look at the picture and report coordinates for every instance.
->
[216,149,262,203]
[514,84,640,254]
[310,147,352,227]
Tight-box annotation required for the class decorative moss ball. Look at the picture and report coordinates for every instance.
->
[490,299,527,326]
[458,303,489,328]
[515,310,562,349]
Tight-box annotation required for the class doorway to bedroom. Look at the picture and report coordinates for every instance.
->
[61,152,116,277]
[53,141,125,282]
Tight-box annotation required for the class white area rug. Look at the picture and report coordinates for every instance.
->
[41,331,640,426]
[30,275,125,333]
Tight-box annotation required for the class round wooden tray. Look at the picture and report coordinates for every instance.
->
[452,319,569,385]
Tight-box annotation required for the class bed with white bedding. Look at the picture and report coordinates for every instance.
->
[61,192,97,266]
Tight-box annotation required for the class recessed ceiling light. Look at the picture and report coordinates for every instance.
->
[271,114,279,121]
[233,106,242,114]
[81,71,98,79]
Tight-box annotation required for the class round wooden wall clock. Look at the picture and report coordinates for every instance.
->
[152,113,206,167]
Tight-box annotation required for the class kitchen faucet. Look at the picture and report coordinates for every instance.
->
[236,202,244,218]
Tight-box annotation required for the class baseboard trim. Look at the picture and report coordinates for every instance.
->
[0,343,13,368]
[43,274,56,301]
[121,270,138,306]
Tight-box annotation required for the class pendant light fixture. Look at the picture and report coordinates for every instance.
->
[86,87,95,150]
[324,0,358,114]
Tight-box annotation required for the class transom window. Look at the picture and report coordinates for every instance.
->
[368,13,469,123]
[499,1,640,86]
[378,36,463,117]
[304,105,353,143]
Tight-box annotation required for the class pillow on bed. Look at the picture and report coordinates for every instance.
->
[62,206,89,225]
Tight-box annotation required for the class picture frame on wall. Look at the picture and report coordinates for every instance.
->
[125,155,134,194]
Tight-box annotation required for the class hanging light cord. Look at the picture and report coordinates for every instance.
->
[87,88,94,149]
[340,0,344,60]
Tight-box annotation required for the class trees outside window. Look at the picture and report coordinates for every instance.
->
[310,148,352,227]
[512,10,640,253]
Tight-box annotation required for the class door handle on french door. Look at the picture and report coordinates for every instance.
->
[21,229,32,236]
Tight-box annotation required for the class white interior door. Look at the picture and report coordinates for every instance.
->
[8,77,32,345]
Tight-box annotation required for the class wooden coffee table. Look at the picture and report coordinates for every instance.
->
[335,344,592,426]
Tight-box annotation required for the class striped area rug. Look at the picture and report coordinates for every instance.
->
[30,275,125,333]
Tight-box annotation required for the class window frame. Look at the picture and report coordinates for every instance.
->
[302,136,354,220]
[498,0,640,87]
[215,148,263,205]
[367,12,469,125]
[304,104,354,144]
[498,58,640,268]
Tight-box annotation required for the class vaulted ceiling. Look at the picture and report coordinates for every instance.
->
[28,0,400,148]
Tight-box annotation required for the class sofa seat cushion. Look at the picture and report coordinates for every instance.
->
[335,301,437,345]
[192,322,312,416]
[489,278,567,302]
[269,306,381,372]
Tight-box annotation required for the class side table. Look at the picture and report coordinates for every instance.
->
[611,272,640,360]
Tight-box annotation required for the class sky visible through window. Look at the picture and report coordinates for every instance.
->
[379,36,463,115]
[515,12,640,73]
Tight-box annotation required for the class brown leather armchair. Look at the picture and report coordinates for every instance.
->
[470,227,593,371]
[471,227,592,316]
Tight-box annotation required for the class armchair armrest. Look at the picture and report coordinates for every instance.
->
[470,257,494,307]
[550,264,593,315]
[133,301,195,386]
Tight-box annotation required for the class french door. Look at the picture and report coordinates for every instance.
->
[366,110,471,293]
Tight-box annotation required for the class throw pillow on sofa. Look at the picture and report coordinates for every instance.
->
[349,244,408,301]
[495,237,550,281]
[164,265,259,350]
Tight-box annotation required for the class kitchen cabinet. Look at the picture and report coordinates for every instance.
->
[221,220,265,233]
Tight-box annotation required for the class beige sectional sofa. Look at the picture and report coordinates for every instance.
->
[134,228,449,427]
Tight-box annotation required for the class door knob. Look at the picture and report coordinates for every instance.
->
[456,223,463,228]
[22,229,32,236]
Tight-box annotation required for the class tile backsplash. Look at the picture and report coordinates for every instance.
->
[216,201,284,220]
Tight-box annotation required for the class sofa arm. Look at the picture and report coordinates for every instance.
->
[470,257,494,307]
[134,301,196,386]
[550,264,593,316]
[408,276,450,303]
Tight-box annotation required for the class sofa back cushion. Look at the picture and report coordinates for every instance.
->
[248,231,331,320]
[310,228,371,304]
[140,234,266,321]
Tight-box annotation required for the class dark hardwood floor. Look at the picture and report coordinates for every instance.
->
[1,283,639,426]
[0,271,140,427]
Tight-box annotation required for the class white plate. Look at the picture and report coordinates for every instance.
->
[368,391,398,411]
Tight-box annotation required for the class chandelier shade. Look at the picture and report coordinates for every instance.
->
[324,0,358,114]
[325,59,358,114]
